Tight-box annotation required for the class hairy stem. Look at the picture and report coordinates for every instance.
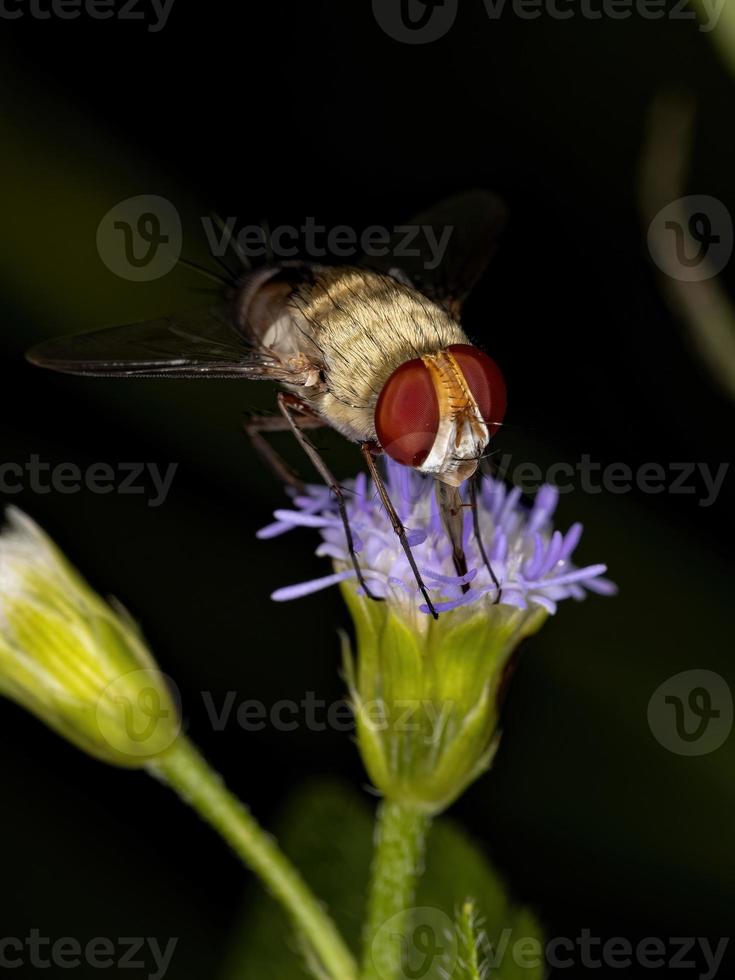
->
[361,800,431,980]
[150,737,357,980]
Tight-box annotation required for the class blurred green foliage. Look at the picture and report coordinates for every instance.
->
[221,781,543,980]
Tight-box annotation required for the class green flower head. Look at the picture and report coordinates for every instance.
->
[0,507,181,767]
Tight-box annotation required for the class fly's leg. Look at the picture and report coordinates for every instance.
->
[360,442,439,620]
[243,411,322,491]
[469,473,502,603]
[276,393,380,603]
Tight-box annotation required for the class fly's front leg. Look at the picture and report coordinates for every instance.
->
[277,393,380,603]
[243,411,322,490]
[469,473,502,603]
[360,442,439,620]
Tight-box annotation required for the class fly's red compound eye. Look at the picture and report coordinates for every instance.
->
[374,358,440,467]
[448,344,507,436]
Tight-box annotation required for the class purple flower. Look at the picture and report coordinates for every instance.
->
[259,461,616,811]
[259,460,616,618]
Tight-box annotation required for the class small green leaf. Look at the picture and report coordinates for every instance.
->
[416,819,545,980]
[455,901,486,980]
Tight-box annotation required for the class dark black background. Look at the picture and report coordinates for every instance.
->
[0,2,733,978]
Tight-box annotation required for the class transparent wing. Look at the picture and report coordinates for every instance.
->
[26,306,286,380]
[360,190,508,319]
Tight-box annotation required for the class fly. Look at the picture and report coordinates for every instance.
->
[26,191,509,618]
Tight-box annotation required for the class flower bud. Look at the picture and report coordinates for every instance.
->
[0,507,181,767]
[340,586,546,813]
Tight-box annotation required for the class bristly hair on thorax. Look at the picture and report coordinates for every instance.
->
[279,267,468,442]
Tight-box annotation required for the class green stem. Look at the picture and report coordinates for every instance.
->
[150,737,357,980]
[361,800,432,980]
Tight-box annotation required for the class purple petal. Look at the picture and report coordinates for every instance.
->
[420,593,475,614]
[490,529,507,562]
[271,509,341,529]
[528,484,559,533]
[559,522,583,560]
[271,569,356,601]
[315,543,348,560]
[292,493,330,512]
[538,564,608,588]
[523,532,546,579]
[499,485,522,527]
[405,528,427,547]
[539,530,565,576]
[498,589,528,610]
[421,566,478,586]
[388,576,413,594]
[584,576,619,596]
[530,594,557,614]
[256,521,293,540]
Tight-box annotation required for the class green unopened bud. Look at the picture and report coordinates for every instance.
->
[340,586,546,815]
[0,507,181,767]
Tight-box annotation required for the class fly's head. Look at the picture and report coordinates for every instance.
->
[374,344,507,487]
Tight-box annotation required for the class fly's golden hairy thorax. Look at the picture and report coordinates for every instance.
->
[286,267,468,441]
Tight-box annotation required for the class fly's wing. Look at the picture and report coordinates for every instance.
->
[26,306,307,382]
[360,190,507,319]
